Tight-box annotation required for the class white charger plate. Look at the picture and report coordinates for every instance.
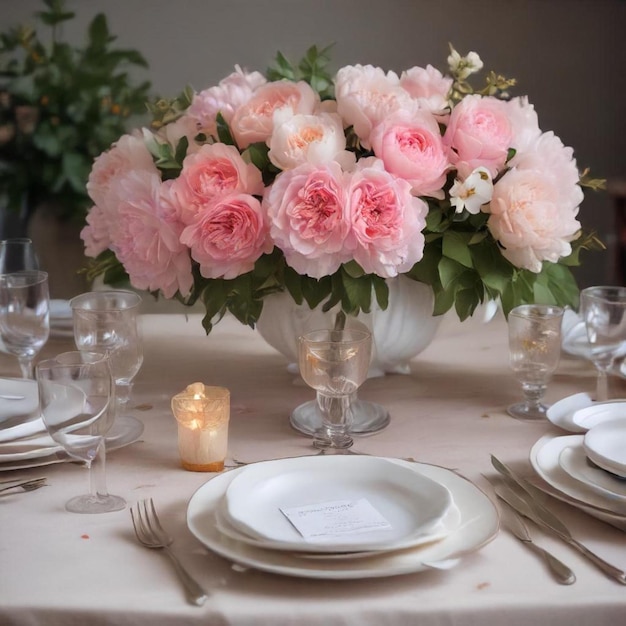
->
[187,459,499,580]
[559,443,626,503]
[222,456,453,553]
[583,420,626,478]
[530,434,626,517]
[0,414,144,471]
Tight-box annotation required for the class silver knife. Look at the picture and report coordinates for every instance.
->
[490,465,626,585]
[501,498,576,584]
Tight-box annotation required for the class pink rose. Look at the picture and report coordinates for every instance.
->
[268,111,354,171]
[87,132,156,208]
[487,132,582,273]
[106,172,193,298]
[443,94,514,179]
[334,64,417,149]
[179,193,271,280]
[348,158,427,277]
[187,65,267,140]
[169,143,264,224]
[369,110,450,198]
[230,80,319,149]
[400,65,453,116]
[263,162,352,278]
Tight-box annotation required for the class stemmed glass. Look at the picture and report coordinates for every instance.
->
[580,286,626,402]
[70,290,143,422]
[0,238,39,273]
[507,304,564,421]
[36,351,125,513]
[0,270,50,378]
[298,328,372,451]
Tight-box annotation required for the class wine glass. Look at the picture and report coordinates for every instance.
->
[0,237,39,273]
[36,350,125,513]
[0,270,50,378]
[298,328,372,451]
[580,286,626,402]
[70,290,143,423]
[507,304,564,421]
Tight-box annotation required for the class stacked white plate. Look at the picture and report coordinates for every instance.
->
[0,377,144,471]
[187,455,499,579]
[531,399,626,528]
[49,299,74,339]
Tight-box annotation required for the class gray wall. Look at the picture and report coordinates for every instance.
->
[2,0,624,287]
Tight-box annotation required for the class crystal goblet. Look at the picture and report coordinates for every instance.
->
[36,350,125,513]
[0,270,49,378]
[507,304,564,421]
[580,286,626,402]
[298,328,372,451]
[70,290,143,422]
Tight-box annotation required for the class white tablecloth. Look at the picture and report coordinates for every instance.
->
[1,311,625,625]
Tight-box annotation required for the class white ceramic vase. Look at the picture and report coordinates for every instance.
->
[256,276,443,379]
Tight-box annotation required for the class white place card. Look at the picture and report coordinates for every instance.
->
[280,498,392,542]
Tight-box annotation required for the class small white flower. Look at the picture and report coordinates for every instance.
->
[450,167,493,214]
[447,47,484,80]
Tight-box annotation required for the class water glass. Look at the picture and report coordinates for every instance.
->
[508,304,564,421]
[298,328,372,451]
[580,286,626,401]
[0,270,49,378]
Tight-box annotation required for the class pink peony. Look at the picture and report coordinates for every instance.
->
[179,193,271,279]
[187,65,267,140]
[230,80,319,149]
[87,132,156,208]
[106,172,193,298]
[369,110,450,198]
[443,94,514,179]
[347,158,427,277]
[168,143,264,225]
[80,205,111,258]
[263,162,352,278]
[334,64,417,149]
[487,132,582,273]
[400,64,453,116]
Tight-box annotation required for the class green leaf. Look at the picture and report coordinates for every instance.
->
[372,276,389,310]
[442,231,473,268]
[438,257,466,290]
[216,112,236,146]
[88,14,111,51]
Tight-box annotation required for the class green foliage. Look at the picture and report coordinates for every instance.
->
[0,0,152,220]
[266,44,335,100]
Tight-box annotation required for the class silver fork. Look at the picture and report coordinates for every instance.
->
[130,498,208,606]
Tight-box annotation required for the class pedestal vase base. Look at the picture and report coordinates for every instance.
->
[290,399,390,437]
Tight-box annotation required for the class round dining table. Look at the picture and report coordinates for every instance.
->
[1,307,625,626]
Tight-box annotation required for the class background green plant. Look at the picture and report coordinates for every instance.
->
[0,0,151,221]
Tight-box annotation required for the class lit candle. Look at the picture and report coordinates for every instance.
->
[171,383,230,472]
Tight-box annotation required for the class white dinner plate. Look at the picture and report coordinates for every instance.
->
[223,455,453,553]
[530,434,626,517]
[559,443,626,503]
[187,459,499,580]
[545,393,594,433]
[0,414,144,471]
[571,402,626,431]
[215,497,462,557]
[583,420,626,478]
[0,378,39,425]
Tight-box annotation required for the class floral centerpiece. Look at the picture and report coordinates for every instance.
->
[82,45,603,333]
